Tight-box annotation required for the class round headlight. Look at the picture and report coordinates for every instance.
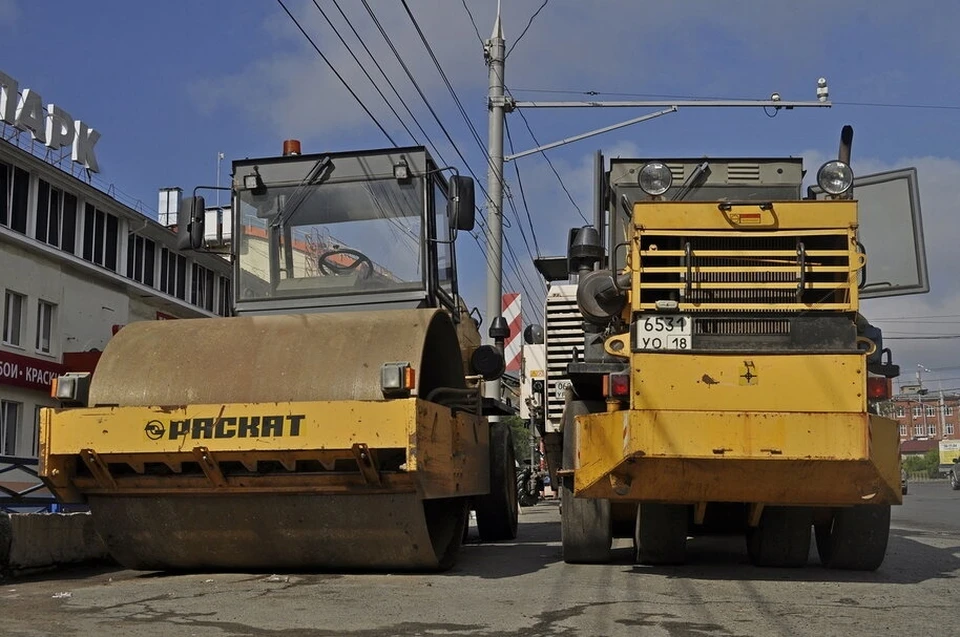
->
[638,162,673,196]
[817,160,854,195]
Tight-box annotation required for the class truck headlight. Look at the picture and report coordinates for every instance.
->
[817,160,854,195]
[638,162,673,196]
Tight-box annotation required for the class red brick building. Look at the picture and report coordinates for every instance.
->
[886,393,960,443]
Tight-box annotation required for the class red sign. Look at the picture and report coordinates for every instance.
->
[0,349,67,392]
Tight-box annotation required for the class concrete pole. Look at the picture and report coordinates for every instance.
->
[484,6,506,403]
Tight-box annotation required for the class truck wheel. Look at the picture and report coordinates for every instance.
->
[815,505,890,571]
[637,503,688,565]
[951,471,960,490]
[475,422,519,542]
[746,506,811,568]
[561,476,612,563]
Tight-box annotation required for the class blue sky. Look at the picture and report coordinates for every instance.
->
[2,0,959,385]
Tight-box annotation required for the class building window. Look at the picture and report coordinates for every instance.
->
[36,300,55,354]
[899,424,907,437]
[944,406,954,417]
[928,423,937,436]
[35,179,78,252]
[191,263,215,311]
[947,423,955,436]
[82,203,119,271]
[1,163,30,234]
[926,406,936,418]
[159,248,187,300]
[1,400,21,455]
[895,405,905,418]
[914,425,925,438]
[913,406,922,418]
[217,277,231,317]
[2,290,25,346]
[126,235,156,286]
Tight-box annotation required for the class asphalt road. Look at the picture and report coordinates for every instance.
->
[2,482,958,637]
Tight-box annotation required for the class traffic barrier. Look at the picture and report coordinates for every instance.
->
[0,512,108,572]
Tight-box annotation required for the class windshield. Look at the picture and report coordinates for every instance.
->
[237,177,425,301]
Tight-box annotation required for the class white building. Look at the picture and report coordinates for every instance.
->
[1,125,232,460]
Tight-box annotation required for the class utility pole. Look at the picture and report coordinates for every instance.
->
[484,4,506,403]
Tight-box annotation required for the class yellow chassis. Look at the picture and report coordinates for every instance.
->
[574,409,901,506]
[40,398,489,503]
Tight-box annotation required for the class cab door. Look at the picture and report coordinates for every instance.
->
[815,167,928,298]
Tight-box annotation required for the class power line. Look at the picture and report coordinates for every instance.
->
[514,106,589,224]
[506,0,549,58]
[460,0,484,46]
[310,0,417,145]
[505,118,541,257]
[385,1,547,311]
[328,0,442,162]
[276,0,397,146]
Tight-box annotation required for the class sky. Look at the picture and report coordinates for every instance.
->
[1,0,959,389]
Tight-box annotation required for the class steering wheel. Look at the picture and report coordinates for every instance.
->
[318,248,374,279]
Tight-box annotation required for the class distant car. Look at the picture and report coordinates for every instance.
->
[950,462,960,491]
[901,469,908,496]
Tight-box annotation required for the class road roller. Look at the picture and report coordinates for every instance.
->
[39,144,519,571]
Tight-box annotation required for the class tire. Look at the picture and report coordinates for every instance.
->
[475,422,519,541]
[815,505,891,571]
[637,503,688,565]
[561,476,613,563]
[746,506,812,568]
[951,471,960,490]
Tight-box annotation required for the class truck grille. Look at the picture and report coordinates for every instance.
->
[544,288,582,427]
[638,230,855,311]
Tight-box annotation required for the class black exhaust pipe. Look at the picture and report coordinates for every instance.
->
[838,125,853,164]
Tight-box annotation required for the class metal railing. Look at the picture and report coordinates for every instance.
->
[1,123,155,218]
[0,455,58,511]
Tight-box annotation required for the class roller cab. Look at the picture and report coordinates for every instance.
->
[39,146,518,571]
[551,132,928,570]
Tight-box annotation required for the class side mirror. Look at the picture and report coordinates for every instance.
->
[447,176,475,231]
[177,196,206,250]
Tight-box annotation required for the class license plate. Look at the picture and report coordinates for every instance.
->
[634,315,692,351]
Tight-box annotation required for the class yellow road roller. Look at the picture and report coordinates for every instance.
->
[39,144,519,571]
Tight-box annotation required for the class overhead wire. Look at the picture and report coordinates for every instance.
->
[396,0,547,310]
[514,106,590,224]
[311,0,417,145]
[326,1,530,311]
[276,0,397,146]
[504,118,541,257]
[505,0,549,58]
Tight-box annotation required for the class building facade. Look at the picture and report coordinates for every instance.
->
[887,392,960,443]
[1,127,232,459]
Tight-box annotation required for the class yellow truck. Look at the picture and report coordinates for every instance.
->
[548,126,927,570]
[38,143,519,571]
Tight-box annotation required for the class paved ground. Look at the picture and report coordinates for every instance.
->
[1,482,958,636]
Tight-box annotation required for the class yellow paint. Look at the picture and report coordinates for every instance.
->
[41,399,419,455]
[631,353,865,413]
[574,409,901,506]
[633,200,857,231]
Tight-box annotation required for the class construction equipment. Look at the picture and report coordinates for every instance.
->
[542,126,927,570]
[39,144,519,571]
